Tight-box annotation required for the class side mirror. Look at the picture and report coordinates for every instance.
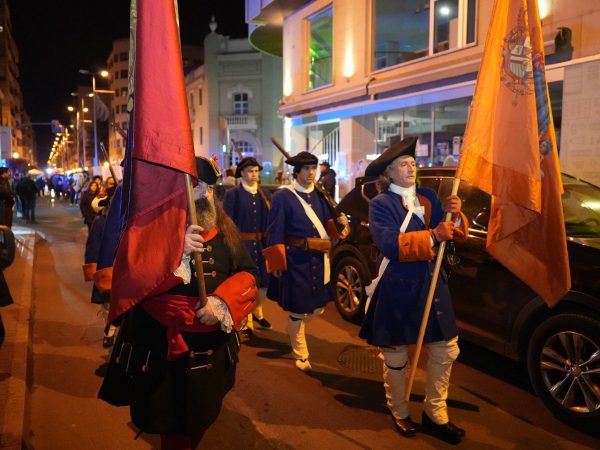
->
[0,226,15,270]
[472,209,490,231]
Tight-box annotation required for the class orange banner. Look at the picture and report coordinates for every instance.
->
[456,0,570,306]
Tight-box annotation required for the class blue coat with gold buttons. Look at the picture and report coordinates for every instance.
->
[359,187,460,346]
[264,187,335,314]
[223,185,271,288]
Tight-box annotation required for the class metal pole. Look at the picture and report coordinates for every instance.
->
[81,97,87,169]
[75,110,80,167]
[92,75,99,167]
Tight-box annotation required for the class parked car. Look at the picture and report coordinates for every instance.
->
[332,168,600,429]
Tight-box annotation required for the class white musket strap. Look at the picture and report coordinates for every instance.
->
[365,197,415,301]
[284,185,331,284]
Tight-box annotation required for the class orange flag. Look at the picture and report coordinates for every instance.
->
[456,0,570,306]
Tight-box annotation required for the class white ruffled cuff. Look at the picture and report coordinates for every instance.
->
[174,255,191,284]
[207,295,234,333]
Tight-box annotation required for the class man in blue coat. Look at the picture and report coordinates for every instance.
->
[223,157,272,334]
[359,137,468,444]
[263,151,348,372]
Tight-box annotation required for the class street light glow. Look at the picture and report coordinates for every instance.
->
[88,93,94,98]
[12,152,19,158]
[67,106,74,112]
[83,107,89,112]
[99,70,109,78]
[440,6,450,15]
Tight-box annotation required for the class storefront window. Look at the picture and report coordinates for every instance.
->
[308,6,333,89]
[374,0,477,69]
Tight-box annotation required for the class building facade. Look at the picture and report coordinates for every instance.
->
[0,0,35,167]
[247,0,600,193]
[186,18,283,182]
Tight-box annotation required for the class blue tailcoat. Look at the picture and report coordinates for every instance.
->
[266,187,334,314]
[359,187,458,346]
[223,185,270,288]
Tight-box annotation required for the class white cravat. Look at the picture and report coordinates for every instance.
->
[241,179,258,194]
[292,180,315,194]
[389,183,425,222]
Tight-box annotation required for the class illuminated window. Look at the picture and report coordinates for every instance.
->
[237,140,254,156]
[233,93,249,115]
[374,0,477,69]
[308,6,333,90]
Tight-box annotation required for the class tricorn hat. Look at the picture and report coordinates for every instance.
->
[196,156,221,185]
[235,157,263,178]
[364,137,418,177]
[285,151,319,167]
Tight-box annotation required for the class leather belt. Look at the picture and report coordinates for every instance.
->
[241,232,265,241]
[285,236,331,253]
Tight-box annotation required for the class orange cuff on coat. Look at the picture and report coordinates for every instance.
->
[82,263,97,282]
[212,271,258,327]
[398,230,435,262]
[453,211,469,243]
[326,218,350,240]
[263,244,287,273]
[93,267,113,293]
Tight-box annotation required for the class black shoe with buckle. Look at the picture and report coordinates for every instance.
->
[393,416,417,438]
[252,314,272,329]
[421,412,465,444]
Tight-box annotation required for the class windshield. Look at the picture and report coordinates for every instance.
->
[562,175,600,238]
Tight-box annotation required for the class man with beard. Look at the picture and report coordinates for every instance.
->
[263,151,349,372]
[99,157,259,449]
[223,157,272,335]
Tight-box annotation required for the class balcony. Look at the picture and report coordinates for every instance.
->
[222,114,258,130]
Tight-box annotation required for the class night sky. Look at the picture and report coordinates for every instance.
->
[8,0,247,166]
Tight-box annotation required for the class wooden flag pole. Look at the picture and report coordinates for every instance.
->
[184,173,208,308]
[405,177,461,401]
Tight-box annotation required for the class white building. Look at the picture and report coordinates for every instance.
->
[186,18,284,182]
[247,0,600,192]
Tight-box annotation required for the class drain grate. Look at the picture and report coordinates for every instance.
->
[337,345,382,374]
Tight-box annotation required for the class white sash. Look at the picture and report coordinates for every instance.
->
[283,185,331,284]
[365,198,415,311]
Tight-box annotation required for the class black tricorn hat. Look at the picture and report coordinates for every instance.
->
[285,151,319,167]
[235,157,263,178]
[365,137,418,177]
[196,156,221,185]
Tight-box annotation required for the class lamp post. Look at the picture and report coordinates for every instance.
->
[79,69,109,168]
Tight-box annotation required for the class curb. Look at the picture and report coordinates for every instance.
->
[0,230,37,450]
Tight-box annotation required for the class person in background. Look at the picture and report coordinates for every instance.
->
[318,161,336,198]
[223,157,272,335]
[80,181,100,231]
[0,168,15,228]
[16,175,39,224]
[358,137,468,444]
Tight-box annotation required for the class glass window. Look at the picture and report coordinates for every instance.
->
[237,140,254,156]
[119,52,128,61]
[120,69,128,79]
[115,71,119,80]
[374,0,430,69]
[308,6,333,89]
[233,93,249,115]
[374,0,477,69]
[198,88,203,106]
[199,127,203,145]
[189,93,194,108]
[434,0,459,54]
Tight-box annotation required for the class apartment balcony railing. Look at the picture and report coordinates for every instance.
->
[222,114,258,130]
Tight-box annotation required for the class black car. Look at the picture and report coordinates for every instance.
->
[331,168,600,428]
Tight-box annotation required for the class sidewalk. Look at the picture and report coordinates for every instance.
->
[0,228,37,450]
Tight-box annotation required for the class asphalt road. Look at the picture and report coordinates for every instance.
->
[6,195,600,449]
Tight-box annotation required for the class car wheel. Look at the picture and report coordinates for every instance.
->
[527,313,600,429]
[333,256,369,323]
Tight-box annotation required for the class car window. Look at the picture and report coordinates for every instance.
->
[562,175,600,238]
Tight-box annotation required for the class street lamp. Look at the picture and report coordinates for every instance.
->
[79,69,109,167]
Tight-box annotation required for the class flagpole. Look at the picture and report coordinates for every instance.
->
[405,177,461,401]
[185,174,208,308]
